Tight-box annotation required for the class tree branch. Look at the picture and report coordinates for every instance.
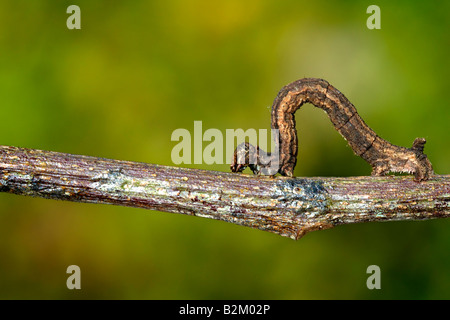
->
[0,145,448,239]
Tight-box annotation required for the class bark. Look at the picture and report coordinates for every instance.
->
[0,145,448,240]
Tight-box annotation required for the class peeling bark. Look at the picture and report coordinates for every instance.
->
[0,145,449,239]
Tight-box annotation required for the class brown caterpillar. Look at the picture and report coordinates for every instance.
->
[230,78,433,182]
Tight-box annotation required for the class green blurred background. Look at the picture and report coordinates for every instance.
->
[0,1,449,299]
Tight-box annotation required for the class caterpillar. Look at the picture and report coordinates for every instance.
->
[230,78,433,182]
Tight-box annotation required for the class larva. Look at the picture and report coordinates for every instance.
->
[230,78,433,182]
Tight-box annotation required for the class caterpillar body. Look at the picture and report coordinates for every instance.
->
[230,78,433,182]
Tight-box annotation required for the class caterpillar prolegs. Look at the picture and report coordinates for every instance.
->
[230,78,433,182]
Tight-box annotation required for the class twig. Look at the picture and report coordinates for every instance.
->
[0,145,448,239]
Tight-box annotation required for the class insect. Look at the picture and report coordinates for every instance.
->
[230,78,433,182]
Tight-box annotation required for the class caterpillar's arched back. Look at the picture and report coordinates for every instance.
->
[231,78,433,182]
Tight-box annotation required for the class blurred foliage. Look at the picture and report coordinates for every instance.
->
[0,0,448,299]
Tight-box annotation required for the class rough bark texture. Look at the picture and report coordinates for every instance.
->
[0,145,448,239]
